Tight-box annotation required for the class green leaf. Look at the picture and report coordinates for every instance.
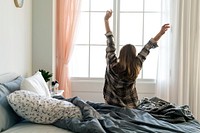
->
[38,69,53,82]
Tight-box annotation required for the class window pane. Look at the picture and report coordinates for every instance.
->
[120,13,143,46]
[120,0,143,11]
[143,13,161,44]
[90,46,106,78]
[90,12,111,45]
[91,0,113,11]
[143,13,160,79]
[80,0,89,11]
[74,13,89,44]
[143,48,158,79]
[69,46,89,77]
[71,0,164,79]
[144,0,161,12]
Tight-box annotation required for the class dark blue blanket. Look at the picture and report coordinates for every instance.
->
[53,96,200,133]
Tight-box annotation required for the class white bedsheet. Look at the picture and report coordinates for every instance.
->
[2,122,73,133]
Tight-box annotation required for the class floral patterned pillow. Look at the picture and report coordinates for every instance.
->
[7,90,82,124]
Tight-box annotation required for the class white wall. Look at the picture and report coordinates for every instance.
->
[32,0,56,78]
[0,0,55,77]
[0,0,32,76]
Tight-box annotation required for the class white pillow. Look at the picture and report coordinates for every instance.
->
[7,90,82,124]
[20,71,51,97]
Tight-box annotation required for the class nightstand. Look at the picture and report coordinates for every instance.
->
[51,90,64,97]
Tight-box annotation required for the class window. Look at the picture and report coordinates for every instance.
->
[69,0,163,79]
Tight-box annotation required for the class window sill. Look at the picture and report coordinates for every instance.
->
[70,77,156,84]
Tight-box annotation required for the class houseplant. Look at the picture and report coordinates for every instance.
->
[38,69,53,82]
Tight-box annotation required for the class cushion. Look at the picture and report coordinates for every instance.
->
[0,73,19,83]
[20,71,51,97]
[0,76,24,132]
[7,90,82,124]
[2,76,24,93]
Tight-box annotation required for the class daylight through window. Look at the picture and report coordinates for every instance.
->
[69,0,164,79]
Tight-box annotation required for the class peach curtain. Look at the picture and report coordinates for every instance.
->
[56,0,80,97]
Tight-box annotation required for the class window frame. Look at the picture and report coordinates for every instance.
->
[69,0,163,81]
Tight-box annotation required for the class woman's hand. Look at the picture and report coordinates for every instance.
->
[104,10,112,21]
[153,23,170,42]
[159,23,170,35]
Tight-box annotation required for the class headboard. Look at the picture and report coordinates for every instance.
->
[0,73,19,83]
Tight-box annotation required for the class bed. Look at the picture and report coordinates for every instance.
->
[1,73,200,133]
[0,73,73,133]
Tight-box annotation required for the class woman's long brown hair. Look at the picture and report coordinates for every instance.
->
[117,44,140,80]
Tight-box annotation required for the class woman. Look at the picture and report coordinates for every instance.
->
[103,10,170,108]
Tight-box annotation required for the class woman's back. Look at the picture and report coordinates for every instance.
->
[103,9,170,108]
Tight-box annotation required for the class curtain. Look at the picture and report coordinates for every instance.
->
[156,0,200,120]
[56,0,81,98]
[156,0,171,101]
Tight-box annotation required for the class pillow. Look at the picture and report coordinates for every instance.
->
[2,76,24,93]
[7,90,82,124]
[0,76,24,132]
[20,71,51,97]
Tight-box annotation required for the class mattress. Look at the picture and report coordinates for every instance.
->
[2,122,73,133]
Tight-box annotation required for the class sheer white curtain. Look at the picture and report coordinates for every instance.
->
[156,0,171,102]
[156,0,200,120]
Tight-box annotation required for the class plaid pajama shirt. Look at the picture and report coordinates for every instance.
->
[103,32,158,108]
